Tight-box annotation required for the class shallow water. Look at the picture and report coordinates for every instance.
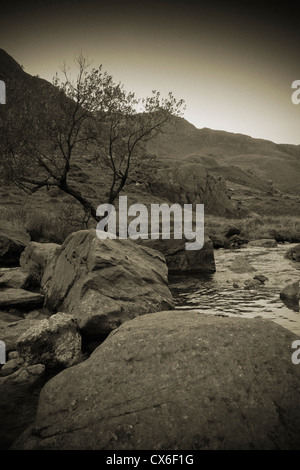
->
[169,243,300,336]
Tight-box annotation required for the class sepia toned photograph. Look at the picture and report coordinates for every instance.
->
[0,0,300,455]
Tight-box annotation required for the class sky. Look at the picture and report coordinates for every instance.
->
[1,0,300,144]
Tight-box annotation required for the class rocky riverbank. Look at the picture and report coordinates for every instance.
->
[1,221,300,449]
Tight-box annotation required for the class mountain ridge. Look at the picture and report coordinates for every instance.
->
[0,48,299,151]
[0,49,299,220]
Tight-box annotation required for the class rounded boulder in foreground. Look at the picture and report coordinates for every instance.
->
[12,310,300,450]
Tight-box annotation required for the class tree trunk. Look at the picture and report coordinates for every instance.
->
[59,181,100,222]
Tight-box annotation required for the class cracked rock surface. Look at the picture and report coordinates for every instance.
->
[12,310,300,450]
[41,230,174,337]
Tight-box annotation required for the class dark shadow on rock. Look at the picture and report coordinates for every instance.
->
[281,297,299,313]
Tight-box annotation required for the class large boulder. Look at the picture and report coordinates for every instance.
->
[12,311,300,450]
[20,242,60,286]
[16,313,82,369]
[280,281,300,302]
[136,236,215,274]
[0,220,30,267]
[285,244,300,262]
[41,230,174,337]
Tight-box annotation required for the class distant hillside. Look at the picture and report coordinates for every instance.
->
[0,49,299,223]
[147,117,300,196]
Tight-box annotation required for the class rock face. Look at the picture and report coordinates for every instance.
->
[248,239,278,248]
[136,236,215,274]
[229,255,256,273]
[285,244,300,262]
[0,267,30,289]
[0,315,44,352]
[0,220,30,267]
[42,230,174,337]
[0,363,45,387]
[16,313,82,369]
[280,282,300,302]
[0,363,45,450]
[0,288,44,310]
[148,162,237,217]
[20,242,60,286]
[13,311,300,450]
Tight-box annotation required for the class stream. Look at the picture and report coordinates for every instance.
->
[1,242,300,449]
[169,243,300,336]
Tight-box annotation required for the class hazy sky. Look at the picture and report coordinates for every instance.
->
[1,0,300,144]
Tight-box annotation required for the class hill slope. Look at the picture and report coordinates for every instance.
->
[147,117,300,196]
[0,49,299,225]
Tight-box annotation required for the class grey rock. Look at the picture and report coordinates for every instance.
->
[0,357,24,377]
[0,267,30,289]
[244,279,262,290]
[16,312,82,369]
[148,162,237,217]
[209,234,227,249]
[229,255,256,273]
[0,316,44,352]
[20,242,61,286]
[280,281,300,301]
[224,226,241,238]
[210,235,249,250]
[42,230,174,337]
[0,220,30,267]
[0,288,44,310]
[0,363,44,450]
[8,351,19,360]
[254,275,269,284]
[0,363,45,386]
[12,311,300,450]
[285,244,300,262]
[136,236,215,274]
[227,235,249,249]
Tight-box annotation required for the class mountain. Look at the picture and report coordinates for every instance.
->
[0,48,54,91]
[0,49,299,223]
[147,117,300,195]
[0,48,24,77]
